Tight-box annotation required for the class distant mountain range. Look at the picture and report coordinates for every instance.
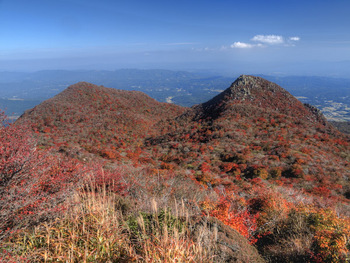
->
[0,69,349,124]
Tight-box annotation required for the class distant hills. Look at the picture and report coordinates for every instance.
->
[0,69,231,118]
[0,69,349,123]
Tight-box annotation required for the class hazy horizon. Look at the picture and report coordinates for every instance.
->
[1,0,350,77]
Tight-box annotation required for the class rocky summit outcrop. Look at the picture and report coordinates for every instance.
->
[195,75,329,126]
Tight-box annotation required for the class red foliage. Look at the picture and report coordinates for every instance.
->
[312,186,331,198]
[90,165,128,195]
[0,112,37,188]
[207,196,258,243]
[2,76,350,261]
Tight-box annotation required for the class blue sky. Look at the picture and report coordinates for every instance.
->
[1,0,350,76]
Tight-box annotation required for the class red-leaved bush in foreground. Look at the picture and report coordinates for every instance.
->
[0,111,37,188]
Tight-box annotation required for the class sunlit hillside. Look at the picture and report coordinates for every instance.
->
[1,76,349,262]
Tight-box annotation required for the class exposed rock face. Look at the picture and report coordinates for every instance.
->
[203,75,296,106]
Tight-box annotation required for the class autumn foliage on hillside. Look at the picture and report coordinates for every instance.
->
[16,82,185,161]
[1,76,350,262]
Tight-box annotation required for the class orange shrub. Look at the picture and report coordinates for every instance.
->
[307,208,350,262]
[205,196,258,243]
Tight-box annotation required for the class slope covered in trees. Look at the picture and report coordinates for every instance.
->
[1,76,350,262]
[17,82,185,161]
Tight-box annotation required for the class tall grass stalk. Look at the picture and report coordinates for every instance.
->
[6,178,215,262]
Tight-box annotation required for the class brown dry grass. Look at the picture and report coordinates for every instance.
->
[4,179,217,262]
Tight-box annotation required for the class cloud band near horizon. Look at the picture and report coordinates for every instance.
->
[231,34,300,49]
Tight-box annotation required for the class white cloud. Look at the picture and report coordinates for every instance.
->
[289,36,300,41]
[231,42,254,48]
[230,42,264,49]
[230,34,300,50]
[252,35,284,44]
